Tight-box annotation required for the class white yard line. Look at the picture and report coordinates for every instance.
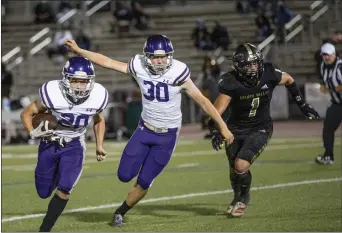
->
[175,163,200,168]
[2,142,341,171]
[3,136,336,156]
[1,140,197,152]
[2,177,341,223]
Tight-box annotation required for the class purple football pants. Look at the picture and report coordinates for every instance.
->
[117,119,178,189]
[35,137,85,199]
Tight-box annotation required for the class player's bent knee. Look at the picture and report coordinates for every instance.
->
[234,158,251,173]
[36,186,54,199]
[35,180,55,199]
[117,170,134,183]
[37,190,53,199]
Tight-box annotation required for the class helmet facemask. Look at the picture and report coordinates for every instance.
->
[61,71,95,104]
[233,49,264,87]
[144,52,173,75]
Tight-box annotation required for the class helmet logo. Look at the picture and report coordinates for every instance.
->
[153,50,166,55]
[74,71,87,76]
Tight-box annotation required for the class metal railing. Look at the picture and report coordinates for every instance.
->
[1,0,106,68]
[284,14,304,43]
[27,7,86,58]
[1,46,24,71]
[29,27,52,56]
[27,0,110,57]
[86,0,110,17]
[258,14,304,58]
[309,1,330,43]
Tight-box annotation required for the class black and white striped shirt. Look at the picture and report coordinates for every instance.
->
[320,57,342,104]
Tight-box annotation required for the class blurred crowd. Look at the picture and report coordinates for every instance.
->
[2,0,340,144]
[191,0,293,54]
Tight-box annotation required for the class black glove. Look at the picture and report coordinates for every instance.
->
[211,130,225,151]
[299,103,320,119]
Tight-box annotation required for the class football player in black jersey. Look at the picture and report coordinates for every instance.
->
[208,43,320,217]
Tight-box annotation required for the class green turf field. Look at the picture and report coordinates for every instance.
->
[1,137,341,232]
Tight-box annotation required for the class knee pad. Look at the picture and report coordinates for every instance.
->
[117,151,142,183]
[36,184,54,199]
[236,149,255,165]
[35,175,55,199]
[117,169,134,183]
[136,177,152,190]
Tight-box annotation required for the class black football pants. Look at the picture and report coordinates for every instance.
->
[323,103,342,160]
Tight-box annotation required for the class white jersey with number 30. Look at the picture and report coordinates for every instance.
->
[128,54,191,128]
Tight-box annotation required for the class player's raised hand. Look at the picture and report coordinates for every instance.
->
[299,103,320,120]
[64,39,81,54]
[96,146,107,162]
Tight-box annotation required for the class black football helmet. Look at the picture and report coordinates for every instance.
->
[232,43,264,87]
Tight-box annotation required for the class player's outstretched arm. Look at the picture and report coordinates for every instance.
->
[207,93,231,136]
[213,94,232,116]
[64,39,128,74]
[279,72,320,119]
[181,78,234,144]
[93,112,107,162]
[21,100,47,133]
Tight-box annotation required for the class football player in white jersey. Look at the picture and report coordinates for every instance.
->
[21,56,109,232]
[65,35,233,227]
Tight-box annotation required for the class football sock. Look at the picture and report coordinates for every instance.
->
[240,170,252,196]
[39,194,68,232]
[115,201,132,216]
[230,170,240,197]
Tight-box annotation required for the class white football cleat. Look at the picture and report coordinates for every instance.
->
[315,156,334,165]
[229,202,247,217]
[226,205,234,215]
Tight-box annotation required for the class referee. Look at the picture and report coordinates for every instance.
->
[316,43,342,165]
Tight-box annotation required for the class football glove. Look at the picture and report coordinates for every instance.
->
[299,103,320,120]
[30,121,55,139]
[211,130,225,151]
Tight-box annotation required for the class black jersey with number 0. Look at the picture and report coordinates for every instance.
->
[218,62,282,134]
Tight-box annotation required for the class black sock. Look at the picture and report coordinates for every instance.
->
[114,201,132,216]
[230,170,240,197]
[39,194,68,232]
[240,170,252,196]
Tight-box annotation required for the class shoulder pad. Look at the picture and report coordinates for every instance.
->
[217,72,236,96]
[128,54,144,77]
[39,80,60,110]
[92,83,109,113]
[170,60,191,86]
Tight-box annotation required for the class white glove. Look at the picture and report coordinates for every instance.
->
[30,121,55,139]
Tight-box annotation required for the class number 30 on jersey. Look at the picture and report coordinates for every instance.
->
[143,80,169,102]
